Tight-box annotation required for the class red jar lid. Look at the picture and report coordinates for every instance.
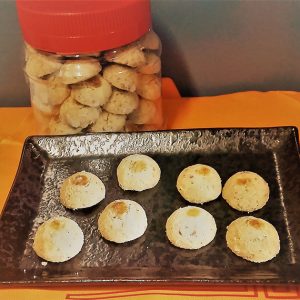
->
[16,0,151,54]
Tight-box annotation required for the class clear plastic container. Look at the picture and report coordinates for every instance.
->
[17,0,163,135]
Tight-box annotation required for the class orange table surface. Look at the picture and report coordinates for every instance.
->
[0,78,300,300]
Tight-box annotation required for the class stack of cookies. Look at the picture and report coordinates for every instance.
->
[25,31,162,135]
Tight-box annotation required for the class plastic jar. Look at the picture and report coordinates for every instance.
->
[16,0,162,135]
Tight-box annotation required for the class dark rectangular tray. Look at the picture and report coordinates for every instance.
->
[0,127,300,285]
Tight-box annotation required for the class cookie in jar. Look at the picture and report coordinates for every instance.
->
[17,0,163,134]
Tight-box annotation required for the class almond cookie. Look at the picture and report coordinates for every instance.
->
[166,206,217,250]
[46,75,71,105]
[31,97,59,117]
[128,98,156,125]
[29,76,54,115]
[60,171,105,209]
[104,43,146,68]
[33,216,84,263]
[103,89,138,115]
[117,154,161,191]
[136,74,161,100]
[72,75,112,107]
[89,111,126,132]
[49,117,82,135]
[29,75,70,108]
[176,164,222,204]
[25,49,62,78]
[59,97,100,129]
[137,53,161,74]
[226,216,280,263]
[98,199,147,243]
[140,31,161,50]
[58,59,101,84]
[103,64,137,92]
[222,171,269,212]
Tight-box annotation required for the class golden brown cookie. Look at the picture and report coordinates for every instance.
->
[136,74,161,100]
[25,49,62,78]
[226,216,280,263]
[89,111,126,132]
[49,117,82,135]
[104,43,146,68]
[58,59,101,84]
[222,171,269,212]
[137,52,161,74]
[128,98,156,125]
[103,64,138,92]
[28,75,70,109]
[59,96,100,129]
[166,206,217,250]
[117,154,161,191]
[98,199,147,243]
[33,216,84,263]
[60,171,105,209]
[176,164,222,204]
[72,75,112,107]
[140,31,161,50]
[103,89,139,115]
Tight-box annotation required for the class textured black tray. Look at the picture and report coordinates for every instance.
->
[0,127,300,285]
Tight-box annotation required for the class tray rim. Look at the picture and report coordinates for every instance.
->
[2,126,298,216]
[1,126,299,286]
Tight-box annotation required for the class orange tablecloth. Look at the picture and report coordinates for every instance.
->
[1,78,300,300]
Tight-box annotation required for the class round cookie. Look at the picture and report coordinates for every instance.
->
[226,216,280,263]
[98,199,147,243]
[49,117,82,135]
[140,31,161,50]
[60,171,105,209]
[128,98,156,125]
[104,43,146,68]
[222,171,269,212]
[33,216,84,263]
[72,75,112,107]
[46,75,71,106]
[58,59,101,84]
[59,96,100,129]
[89,111,126,132]
[166,206,217,250]
[30,98,55,116]
[103,64,137,92]
[176,164,222,204]
[29,75,70,109]
[25,50,62,78]
[136,74,161,100]
[137,53,161,75]
[103,89,139,115]
[117,154,161,191]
